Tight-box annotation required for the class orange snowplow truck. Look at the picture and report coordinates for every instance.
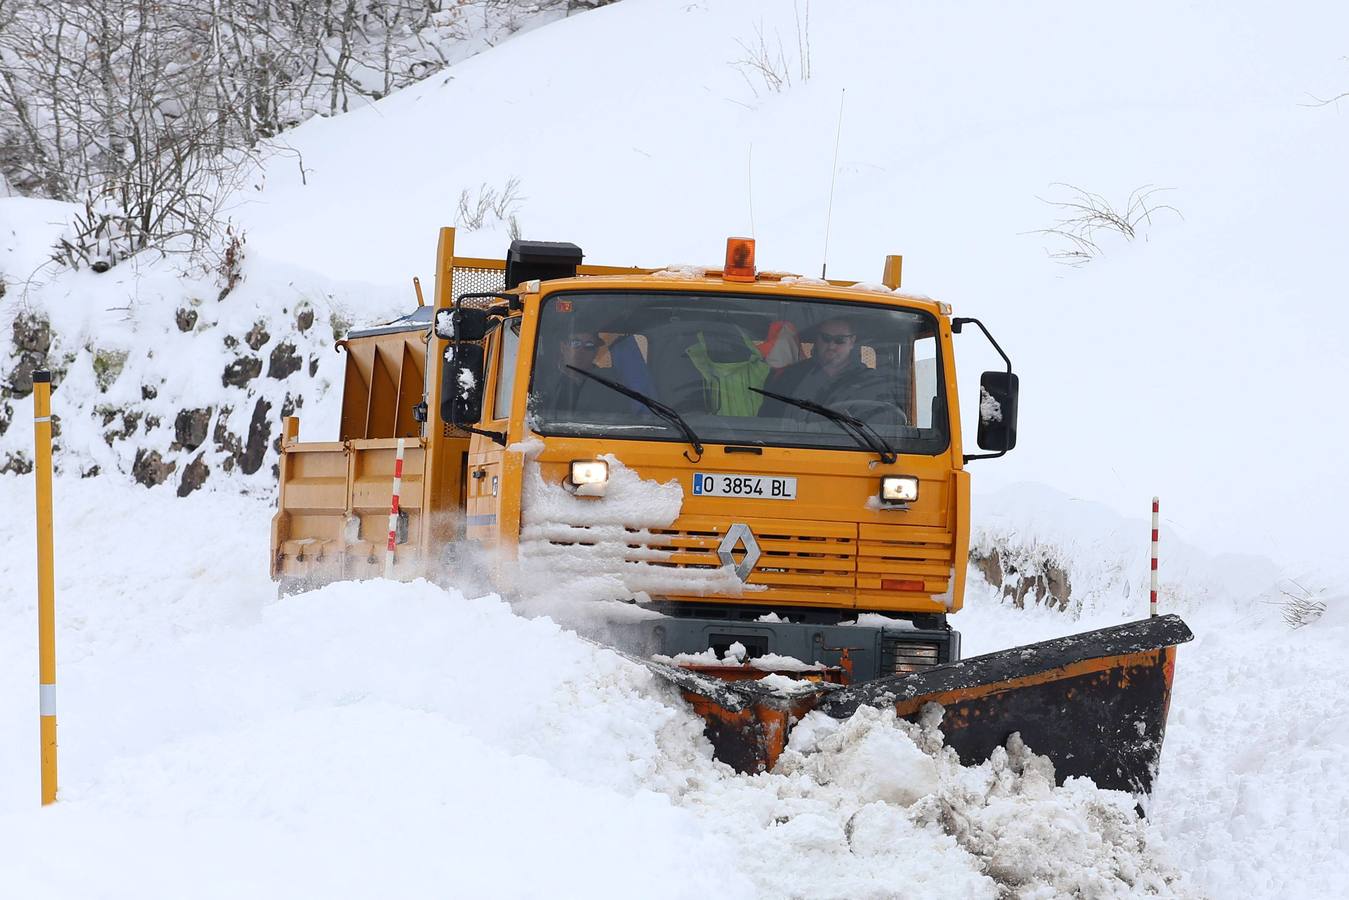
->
[272,228,1191,794]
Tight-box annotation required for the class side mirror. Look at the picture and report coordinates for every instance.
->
[976,371,1019,452]
[434,306,488,342]
[441,343,486,426]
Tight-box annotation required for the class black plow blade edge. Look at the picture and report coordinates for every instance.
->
[820,614,1195,796]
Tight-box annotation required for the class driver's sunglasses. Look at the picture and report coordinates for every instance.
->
[566,338,599,350]
[816,333,856,346]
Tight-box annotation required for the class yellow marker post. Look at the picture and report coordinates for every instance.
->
[33,369,57,805]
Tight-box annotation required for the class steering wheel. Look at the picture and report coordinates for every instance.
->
[833,399,909,430]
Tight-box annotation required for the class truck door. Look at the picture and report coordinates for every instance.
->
[465,318,521,549]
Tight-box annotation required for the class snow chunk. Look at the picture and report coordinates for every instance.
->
[654,648,721,666]
[843,612,919,631]
[652,264,707,279]
[979,385,1002,423]
[653,647,824,673]
[849,281,897,294]
[750,653,824,671]
[756,673,821,694]
[456,367,477,397]
[781,707,938,806]
[772,706,1189,896]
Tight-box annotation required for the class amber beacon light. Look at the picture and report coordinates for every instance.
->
[723,237,756,282]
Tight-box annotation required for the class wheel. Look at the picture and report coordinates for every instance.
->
[435,540,491,597]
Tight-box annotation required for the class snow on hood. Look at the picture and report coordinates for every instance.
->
[513,446,747,626]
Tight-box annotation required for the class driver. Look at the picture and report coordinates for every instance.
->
[758,317,891,418]
[532,329,603,414]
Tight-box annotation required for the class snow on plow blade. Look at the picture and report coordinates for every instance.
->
[647,615,1194,796]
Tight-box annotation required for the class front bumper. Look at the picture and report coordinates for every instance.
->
[608,614,961,683]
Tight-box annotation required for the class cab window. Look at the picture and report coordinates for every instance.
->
[493,318,521,421]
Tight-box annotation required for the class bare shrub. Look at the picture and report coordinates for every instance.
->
[456,176,524,235]
[1301,56,1348,108]
[216,224,247,300]
[51,198,132,272]
[1029,183,1182,266]
[732,1,812,98]
[1274,580,1327,629]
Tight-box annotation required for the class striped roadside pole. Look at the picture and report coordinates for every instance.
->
[384,438,406,579]
[1150,497,1160,617]
[33,370,58,804]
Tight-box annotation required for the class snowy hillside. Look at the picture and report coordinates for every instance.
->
[230,0,1349,569]
[2,0,1348,896]
[4,0,1348,567]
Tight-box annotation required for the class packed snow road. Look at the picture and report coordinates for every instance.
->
[1,477,1343,897]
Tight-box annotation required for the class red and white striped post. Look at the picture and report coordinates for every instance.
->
[384,438,406,579]
[1149,497,1160,617]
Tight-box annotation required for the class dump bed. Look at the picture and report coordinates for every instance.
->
[271,311,434,586]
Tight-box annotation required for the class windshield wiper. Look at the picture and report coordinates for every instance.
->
[565,366,705,458]
[750,386,898,464]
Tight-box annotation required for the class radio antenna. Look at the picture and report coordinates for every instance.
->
[748,143,757,238]
[821,87,846,279]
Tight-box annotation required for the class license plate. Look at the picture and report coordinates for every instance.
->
[692,473,797,500]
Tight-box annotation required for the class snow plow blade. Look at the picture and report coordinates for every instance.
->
[649,615,1193,795]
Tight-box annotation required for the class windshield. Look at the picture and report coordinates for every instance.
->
[527,290,949,455]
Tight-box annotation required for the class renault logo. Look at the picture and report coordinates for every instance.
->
[718,523,760,582]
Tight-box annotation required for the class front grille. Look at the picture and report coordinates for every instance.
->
[881,638,944,674]
[857,523,955,598]
[529,514,957,610]
[641,515,857,606]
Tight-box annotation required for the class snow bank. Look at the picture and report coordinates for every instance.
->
[970,482,1287,621]
[0,199,402,492]
[0,477,746,896]
[1148,588,1349,898]
[0,477,1198,898]
[956,486,1349,896]
[676,704,1191,899]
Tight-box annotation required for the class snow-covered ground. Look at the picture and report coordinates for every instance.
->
[1,477,1345,897]
[3,0,1348,895]
[0,480,1155,896]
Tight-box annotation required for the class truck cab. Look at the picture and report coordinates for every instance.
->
[272,228,1020,683]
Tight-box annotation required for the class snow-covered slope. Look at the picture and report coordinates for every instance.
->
[231,0,1349,568]
[5,0,1347,566]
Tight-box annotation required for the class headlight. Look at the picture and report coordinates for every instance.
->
[880,475,919,504]
[570,459,609,497]
[570,460,608,485]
